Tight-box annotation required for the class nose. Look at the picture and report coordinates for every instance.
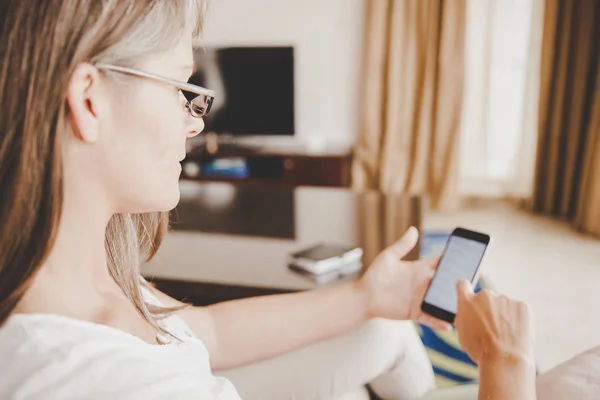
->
[185,115,205,138]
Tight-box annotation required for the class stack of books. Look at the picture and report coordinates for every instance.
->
[287,243,363,284]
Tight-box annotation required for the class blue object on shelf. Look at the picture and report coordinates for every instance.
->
[202,158,249,179]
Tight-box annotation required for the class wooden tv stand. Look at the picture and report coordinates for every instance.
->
[181,138,353,188]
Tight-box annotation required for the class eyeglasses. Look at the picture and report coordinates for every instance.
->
[95,63,215,119]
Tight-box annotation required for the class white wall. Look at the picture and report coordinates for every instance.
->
[200,0,364,147]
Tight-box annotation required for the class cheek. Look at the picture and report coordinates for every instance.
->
[143,108,184,157]
[102,88,187,211]
[128,89,187,162]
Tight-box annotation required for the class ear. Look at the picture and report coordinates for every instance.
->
[66,63,104,143]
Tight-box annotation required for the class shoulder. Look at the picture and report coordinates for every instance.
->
[0,316,213,400]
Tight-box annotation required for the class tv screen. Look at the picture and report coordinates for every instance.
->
[190,46,295,136]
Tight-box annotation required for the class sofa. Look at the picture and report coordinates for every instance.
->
[334,384,478,400]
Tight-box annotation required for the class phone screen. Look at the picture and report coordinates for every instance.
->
[423,235,488,314]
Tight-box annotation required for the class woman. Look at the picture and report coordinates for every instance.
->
[0,1,535,399]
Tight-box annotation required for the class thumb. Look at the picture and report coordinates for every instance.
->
[386,226,419,259]
[456,279,474,303]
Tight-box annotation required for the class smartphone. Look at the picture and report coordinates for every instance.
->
[421,227,491,323]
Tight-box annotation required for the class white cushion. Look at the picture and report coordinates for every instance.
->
[332,387,370,400]
[419,384,479,400]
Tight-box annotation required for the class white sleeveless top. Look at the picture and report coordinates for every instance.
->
[0,286,242,400]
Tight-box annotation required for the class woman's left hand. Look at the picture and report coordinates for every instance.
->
[360,226,452,331]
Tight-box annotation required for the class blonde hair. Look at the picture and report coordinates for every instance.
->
[0,0,205,331]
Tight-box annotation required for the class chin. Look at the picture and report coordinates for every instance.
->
[156,175,183,210]
[140,187,181,213]
[159,190,181,212]
[122,177,182,214]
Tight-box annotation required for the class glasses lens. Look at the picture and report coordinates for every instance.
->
[183,91,213,119]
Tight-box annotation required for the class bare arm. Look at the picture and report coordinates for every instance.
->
[149,227,451,371]
[152,281,369,371]
[455,280,536,400]
[478,354,536,400]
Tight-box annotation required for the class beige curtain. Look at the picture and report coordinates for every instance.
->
[357,192,422,266]
[506,0,546,200]
[533,0,600,236]
[457,0,544,199]
[352,0,466,211]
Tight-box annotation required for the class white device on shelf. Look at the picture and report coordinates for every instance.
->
[288,260,363,284]
[288,243,363,275]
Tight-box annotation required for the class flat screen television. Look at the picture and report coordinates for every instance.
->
[190,46,295,136]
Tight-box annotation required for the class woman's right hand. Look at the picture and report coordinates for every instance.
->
[454,280,535,366]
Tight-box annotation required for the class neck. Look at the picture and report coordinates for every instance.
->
[14,181,118,315]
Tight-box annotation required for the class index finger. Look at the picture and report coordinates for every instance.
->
[456,279,474,302]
